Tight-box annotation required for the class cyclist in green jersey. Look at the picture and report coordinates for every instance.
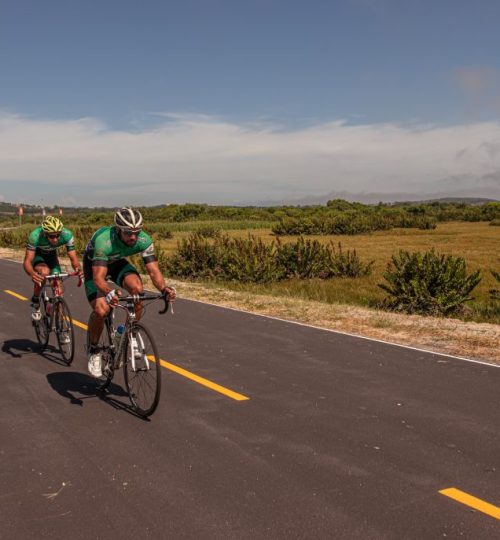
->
[84,207,176,377]
[23,216,83,321]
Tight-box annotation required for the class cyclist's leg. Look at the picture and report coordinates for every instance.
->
[32,262,48,301]
[84,264,111,377]
[84,255,111,347]
[32,252,51,302]
[115,261,144,320]
[32,252,61,300]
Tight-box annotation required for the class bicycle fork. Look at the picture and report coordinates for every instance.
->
[128,330,149,372]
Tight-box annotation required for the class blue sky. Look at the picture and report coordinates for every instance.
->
[1,0,500,205]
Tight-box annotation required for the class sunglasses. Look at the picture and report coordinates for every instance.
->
[47,233,61,239]
[121,229,141,237]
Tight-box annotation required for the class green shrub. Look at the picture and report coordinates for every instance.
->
[271,210,438,236]
[329,243,374,277]
[166,233,373,283]
[195,224,222,238]
[155,230,174,240]
[276,237,332,279]
[379,249,481,316]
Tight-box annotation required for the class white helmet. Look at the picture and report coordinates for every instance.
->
[114,207,144,231]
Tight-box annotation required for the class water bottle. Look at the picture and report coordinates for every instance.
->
[114,324,125,349]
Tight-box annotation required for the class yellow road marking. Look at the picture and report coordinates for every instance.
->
[4,290,28,301]
[4,288,249,401]
[147,356,249,401]
[439,488,500,520]
[66,317,88,330]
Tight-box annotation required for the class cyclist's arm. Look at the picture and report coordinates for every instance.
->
[23,249,41,280]
[67,250,82,273]
[24,249,45,285]
[145,261,176,299]
[23,248,36,274]
[144,260,166,291]
[92,264,114,295]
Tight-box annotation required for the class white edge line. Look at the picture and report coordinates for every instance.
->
[2,257,497,369]
[177,297,500,369]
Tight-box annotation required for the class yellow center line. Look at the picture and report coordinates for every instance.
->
[147,356,249,401]
[439,488,500,520]
[4,288,249,401]
[5,289,28,301]
[66,317,88,331]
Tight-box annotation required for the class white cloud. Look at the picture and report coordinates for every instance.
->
[1,111,500,204]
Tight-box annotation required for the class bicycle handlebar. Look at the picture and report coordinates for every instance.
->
[116,292,173,314]
[44,271,83,287]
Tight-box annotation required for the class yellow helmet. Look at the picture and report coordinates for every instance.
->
[41,216,64,233]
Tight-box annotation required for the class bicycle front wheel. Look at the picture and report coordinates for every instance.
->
[33,298,50,350]
[123,323,162,417]
[55,298,75,365]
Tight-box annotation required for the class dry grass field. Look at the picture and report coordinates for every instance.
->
[158,221,500,322]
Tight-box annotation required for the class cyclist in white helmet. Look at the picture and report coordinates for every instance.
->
[83,207,176,377]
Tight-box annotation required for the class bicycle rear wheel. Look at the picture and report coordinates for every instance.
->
[86,313,115,390]
[55,298,75,365]
[33,298,50,350]
[123,323,162,417]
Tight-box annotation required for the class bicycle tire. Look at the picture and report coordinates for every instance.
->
[123,322,162,417]
[55,298,75,365]
[33,297,50,350]
[86,312,115,390]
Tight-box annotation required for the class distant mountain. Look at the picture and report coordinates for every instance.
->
[391,197,498,206]
[256,192,499,207]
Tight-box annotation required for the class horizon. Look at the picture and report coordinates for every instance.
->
[3,195,499,212]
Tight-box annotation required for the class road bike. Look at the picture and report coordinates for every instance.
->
[86,293,171,417]
[32,272,82,365]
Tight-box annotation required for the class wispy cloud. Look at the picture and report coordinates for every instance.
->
[1,111,500,204]
[454,66,500,116]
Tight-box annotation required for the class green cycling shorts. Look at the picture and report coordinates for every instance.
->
[83,255,139,302]
[33,251,62,274]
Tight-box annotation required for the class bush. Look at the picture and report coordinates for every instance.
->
[195,225,222,238]
[155,230,174,240]
[379,249,481,316]
[165,233,373,283]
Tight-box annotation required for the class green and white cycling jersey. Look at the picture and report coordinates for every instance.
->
[84,226,157,266]
[27,226,75,253]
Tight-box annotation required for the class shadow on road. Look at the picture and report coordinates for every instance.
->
[2,338,39,358]
[2,338,69,366]
[46,371,148,420]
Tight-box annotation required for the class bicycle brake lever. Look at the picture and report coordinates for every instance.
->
[159,298,170,315]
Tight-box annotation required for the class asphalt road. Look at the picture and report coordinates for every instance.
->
[0,258,498,539]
